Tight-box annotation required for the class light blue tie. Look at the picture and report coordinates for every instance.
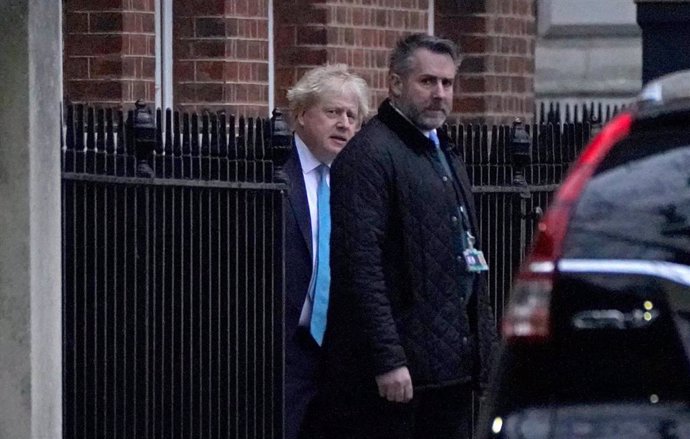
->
[310,165,330,345]
[430,130,452,176]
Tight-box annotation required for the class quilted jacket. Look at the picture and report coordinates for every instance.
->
[320,99,497,391]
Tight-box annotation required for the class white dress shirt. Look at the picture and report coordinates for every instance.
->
[294,134,330,326]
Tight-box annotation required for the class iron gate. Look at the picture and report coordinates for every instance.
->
[62,103,290,438]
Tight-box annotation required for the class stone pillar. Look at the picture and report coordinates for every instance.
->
[636,0,690,83]
[0,1,62,438]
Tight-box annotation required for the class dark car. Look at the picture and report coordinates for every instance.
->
[477,71,690,438]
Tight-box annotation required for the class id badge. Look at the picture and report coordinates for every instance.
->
[463,248,489,272]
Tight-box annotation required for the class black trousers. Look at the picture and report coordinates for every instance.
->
[300,382,474,439]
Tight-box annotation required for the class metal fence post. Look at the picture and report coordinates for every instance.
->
[129,99,157,177]
[510,118,532,261]
[270,107,292,183]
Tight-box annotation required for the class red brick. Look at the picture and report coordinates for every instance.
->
[129,80,150,102]
[238,62,253,81]
[175,83,198,102]
[274,67,297,92]
[458,56,485,73]
[297,26,328,45]
[508,57,525,74]
[196,61,225,81]
[67,0,125,12]
[455,96,487,113]
[64,12,88,33]
[127,34,154,56]
[142,57,155,77]
[192,83,222,102]
[459,35,487,53]
[91,57,124,78]
[224,61,240,82]
[223,83,238,102]
[129,0,154,12]
[122,12,140,32]
[65,34,122,56]
[196,17,226,37]
[284,48,327,66]
[121,57,137,77]
[496,56,510,73]
[122,12,154,33]
[66,80,123,101]
[234,39,247,59]
[192,40,226,58]
[333,49,347,64]
[246,40,267,60]
[174,40,192,59]
[246,0,261,17]
[142,13,155,32]
[458,76,485,93]
[174,16,194,38]
[234,0,248,16]
[352,8,365,26]
[64,0,533,121]
[90,12,123,32]
[245,84,266,103]
[64,57,90,79]
[437,0,487,14]
[174,61,195,81]
[175,0,224,16]
[256,63,268,82]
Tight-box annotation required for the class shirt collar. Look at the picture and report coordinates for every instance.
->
[294,133,325,174]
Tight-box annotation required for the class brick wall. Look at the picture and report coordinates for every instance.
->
[274,0,429,117]
[62,0,535,122]
[173,0,270,115]
[437,0,536,124]
[63,0,156,107]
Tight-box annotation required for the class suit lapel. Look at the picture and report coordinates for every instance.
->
[285,145,313,257]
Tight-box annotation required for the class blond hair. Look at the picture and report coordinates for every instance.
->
[286,64,370,125]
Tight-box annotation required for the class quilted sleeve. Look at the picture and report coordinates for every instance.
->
[330,140,407,376]
[474,274,499,393]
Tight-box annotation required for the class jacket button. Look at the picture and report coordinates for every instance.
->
[456,255,463,262]
[451,215,458,223]
[442,176,449,182]
[462,337,468,344]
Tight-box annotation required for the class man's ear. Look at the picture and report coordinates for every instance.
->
[296,110,306,127]
[389,73,402,98]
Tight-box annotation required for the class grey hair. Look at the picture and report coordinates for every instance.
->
[389,33,461,77]
[286,63,370,125]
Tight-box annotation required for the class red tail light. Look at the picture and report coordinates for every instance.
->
[502,276,553,342]
[502,113,634,344]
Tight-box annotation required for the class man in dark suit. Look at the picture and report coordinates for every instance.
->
[282,64,369,439]
[301,34,497,439]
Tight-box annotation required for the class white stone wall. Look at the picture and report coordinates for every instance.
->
[0,1,63,437]
[536,0,642,112]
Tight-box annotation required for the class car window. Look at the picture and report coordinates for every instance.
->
[562,133,690,264]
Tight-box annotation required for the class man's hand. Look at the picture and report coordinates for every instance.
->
[375,366,413,403]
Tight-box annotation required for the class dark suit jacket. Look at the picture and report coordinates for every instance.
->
[283,143,320,439]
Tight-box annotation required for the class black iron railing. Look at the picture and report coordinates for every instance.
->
[62,101,602,438]
[62,102,290,439]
